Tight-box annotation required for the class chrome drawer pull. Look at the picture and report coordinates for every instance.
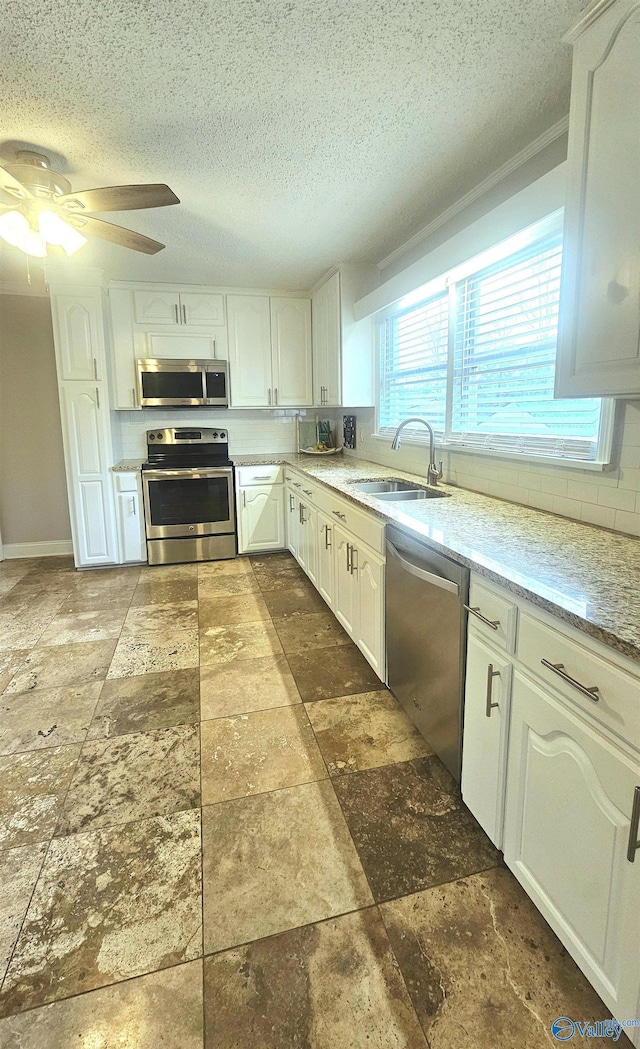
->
[332,511,346,520]
[464,605,500,630]
[485,663,500,717]
[325,525,331,549]
[303,489,313,496]
[628,787,640,863]
[540,660,600,702]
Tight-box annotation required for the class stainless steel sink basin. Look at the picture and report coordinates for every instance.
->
[351,480,424,493]
[350,479,450,500]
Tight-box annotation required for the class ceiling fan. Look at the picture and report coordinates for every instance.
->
[0,150,180,258]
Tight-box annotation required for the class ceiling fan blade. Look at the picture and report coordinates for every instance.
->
[66,213,165,254]
[56,184,179,213]
[0,165,33,202]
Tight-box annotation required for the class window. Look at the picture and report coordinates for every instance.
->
[378,214,610,465]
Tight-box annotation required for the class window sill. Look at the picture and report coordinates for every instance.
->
[370,432,611,472]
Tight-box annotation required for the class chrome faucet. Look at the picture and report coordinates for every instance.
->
[391,417,443,487]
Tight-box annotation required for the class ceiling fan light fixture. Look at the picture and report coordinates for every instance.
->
[38,209,87,255]
[0,210,47,257]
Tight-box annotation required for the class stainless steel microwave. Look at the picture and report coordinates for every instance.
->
[136,358,228,408]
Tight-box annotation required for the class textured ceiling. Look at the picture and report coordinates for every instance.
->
[1,0,582,290]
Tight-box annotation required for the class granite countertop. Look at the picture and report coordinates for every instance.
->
[249,453,640,664]
[112,459,145,472]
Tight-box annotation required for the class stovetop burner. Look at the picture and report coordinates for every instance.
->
[143,427,232,470]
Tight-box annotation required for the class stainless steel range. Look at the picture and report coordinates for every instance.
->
[142,427,236,565]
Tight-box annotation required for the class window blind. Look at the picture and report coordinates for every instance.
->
[377,213,606,464]
[379,292,449,435]
[448,229,602,460]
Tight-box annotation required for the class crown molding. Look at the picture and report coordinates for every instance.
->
[377,115,570,273]
[563,0,620,42]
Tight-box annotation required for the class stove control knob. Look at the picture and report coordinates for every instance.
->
[212,431,218,438]
[157,433,164,439]
[220,432,226,439]
[149,434,155,440]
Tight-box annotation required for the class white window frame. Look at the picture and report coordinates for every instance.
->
[374,214,615,470]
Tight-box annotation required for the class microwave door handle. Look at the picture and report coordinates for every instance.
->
[200,369,207,403]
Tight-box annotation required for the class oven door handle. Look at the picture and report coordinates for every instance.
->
[143,468,233,480]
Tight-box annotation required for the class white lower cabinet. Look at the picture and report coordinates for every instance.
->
[296,499,318,585]
[59,383,118,567]
[317,511,335,609]
[503,670,640,1025]
[237,485,285,554]
[352,544,384,678]
[461,631,512,848]
[333,525,359,637]
[115,473,146,563]
[461,573,640,1038]
[285,486,300,559]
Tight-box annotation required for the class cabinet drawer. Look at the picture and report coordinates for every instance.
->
[236,465,283,487]
[314,488,384,555]
[467,578,517,652]
[114,472,140,493]
[517,611,640,751]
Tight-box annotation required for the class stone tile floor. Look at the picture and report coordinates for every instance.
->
[0,553,626,1047]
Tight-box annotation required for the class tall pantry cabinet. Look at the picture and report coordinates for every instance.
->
[49,280,118,567]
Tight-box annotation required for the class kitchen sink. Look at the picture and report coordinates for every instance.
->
[350,479,450,500]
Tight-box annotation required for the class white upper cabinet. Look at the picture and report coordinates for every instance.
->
[312,266,375,408]
[50,290,106,381]
[227,295,273,407]
[556,0,640,396]
[270,297,313,406]
[227,294,313,408]
[133,290,225,327]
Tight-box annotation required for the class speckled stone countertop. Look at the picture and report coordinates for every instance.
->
[112,459,145,472]
[242,453,640,664]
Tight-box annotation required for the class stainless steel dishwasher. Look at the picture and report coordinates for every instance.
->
[386,525,469,781]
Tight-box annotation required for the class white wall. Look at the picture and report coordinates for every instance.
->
[348,402,640,537]
[114,408,300,459]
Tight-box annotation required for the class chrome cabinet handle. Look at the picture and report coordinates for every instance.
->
[274,388,278,405]
[303,489,313,496]
[540,660,600,702]
[93,357,98,380]
[485,663,500,717]
[332,510,346,520]
[293,482,302,488]
[350,546,358,574]
[182,303,187,324]
[289,494,295,512]
[129,497,137,516]
[325,525,331,549]
[95,386,100,409]
[242,490,246,508]
[131,388,137,407]
[253,475,272,481]
[464,605,500,631]
[628,787,640,863]
[174,303,180,324]
[268,388,272,405]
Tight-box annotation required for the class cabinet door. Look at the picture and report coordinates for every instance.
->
[312,273,341,407]
[301,503,318,587]
[317,511,335,609]
[353,544,385,679]
[238,485,285,554]
[227,295,272,407]
[133,291,180,326]
[504,670,640,1021]
[270,298,312,406]
[179,293,225,327]
[461,631,512,847]
[51,291,105,381]
[285,487,300,559]
[108,289,139,409]
[333,525,358,637]
[59,384,117,566]
[116,490,146,563]
[556,1,640,396]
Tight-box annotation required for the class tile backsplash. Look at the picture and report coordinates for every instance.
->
[346,402,640,537]
[113,409,300,459]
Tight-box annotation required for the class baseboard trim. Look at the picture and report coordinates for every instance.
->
[2,540,74,560]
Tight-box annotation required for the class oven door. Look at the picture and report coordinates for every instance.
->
[142,468,235,539]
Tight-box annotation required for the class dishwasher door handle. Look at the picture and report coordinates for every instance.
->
[387,542,460,595]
